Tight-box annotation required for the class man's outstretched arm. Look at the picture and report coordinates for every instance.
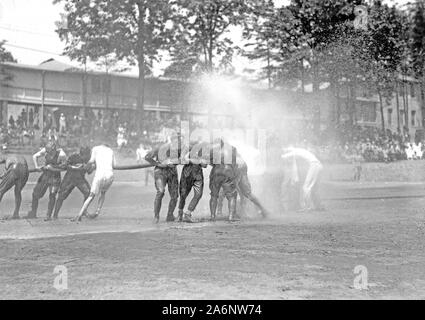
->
[32,148,46,169]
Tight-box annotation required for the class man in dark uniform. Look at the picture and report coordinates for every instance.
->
[47,146,93,220]
[204,140,238,221]
[177,142,208,223]
[0,155,29,219]
[26,141,66,219]
[209,162,238,221]
[213,141,269,220]
[234,155,269,218]
[145,139,180,223]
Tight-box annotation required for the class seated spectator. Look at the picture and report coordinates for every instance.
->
[413,142,423,159]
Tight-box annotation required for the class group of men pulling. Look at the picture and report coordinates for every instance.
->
[0,140,115,222]
[0,134,324,222]
[144,136,270,223]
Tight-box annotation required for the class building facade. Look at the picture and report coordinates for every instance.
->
[0,59,236,132]
[332,75,424,139]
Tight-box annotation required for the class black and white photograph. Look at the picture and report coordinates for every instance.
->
[0,0,424,303]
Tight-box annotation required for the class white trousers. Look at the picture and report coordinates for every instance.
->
[301,161,323,209]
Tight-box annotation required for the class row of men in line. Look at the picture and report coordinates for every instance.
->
[0,138,324,222]
[0,141,113,222]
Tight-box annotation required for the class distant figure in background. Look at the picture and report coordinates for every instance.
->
[8,115,15,129]
[59,113,67,134]
[281,147,324,212]
[29,108,34,127]
[0,155,29,219]
[136,141,154,186]
[353,159,362,182]
[413,143,423,160]
[405,143,414,160]
[45,113,53,132]
[117,124,128,150]
[21,108,27,127]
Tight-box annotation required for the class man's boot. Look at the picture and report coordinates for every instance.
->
[209,197,218,221]
[166,214,175,222]
[183,211,193,223]
[178,209,184,222]
[153,213,160,224]
[45,193,56,221]
[26,197,38,219]
[228,196,239,222]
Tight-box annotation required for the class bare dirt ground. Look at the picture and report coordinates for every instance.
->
[1,169,425,299]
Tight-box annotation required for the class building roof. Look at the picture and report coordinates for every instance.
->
[1,59,81,73]
[398,74,421,83]
[39,58,81,72]
[0,59,184,83]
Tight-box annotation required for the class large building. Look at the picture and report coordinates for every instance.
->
[0,59,306,134]
[329,75,424,138]
[0,59,235,131]
[3,59,421,142]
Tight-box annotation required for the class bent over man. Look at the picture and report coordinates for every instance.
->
[26,141,66,219]
[0,155,29,219]
[234,154,269,218]
[281,147,324,211]
[215,146,269,219]
[208,140,239,221]
[73,144,115,222]
[49,147,93,220]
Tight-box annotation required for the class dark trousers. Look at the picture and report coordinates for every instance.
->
[52,171,91,218]
[153,167,179,219]
[217,165,268,217]
[178,166,204,213]
[209,165,237,218]
[236,165,268,216]
[0,163,29,217]
[28,171,61,218]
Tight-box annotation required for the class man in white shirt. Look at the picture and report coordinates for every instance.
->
[117,125,128,150]
[136,142,154,186]
[73,144,115,222]
[281,147,324,212]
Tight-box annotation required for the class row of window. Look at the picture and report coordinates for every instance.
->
[361,82,420,99]
[387,108,417,127]
[90,78,111,94]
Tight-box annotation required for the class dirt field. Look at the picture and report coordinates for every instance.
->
[1,170,425,299]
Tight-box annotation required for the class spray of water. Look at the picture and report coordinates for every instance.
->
[187,73,311,217]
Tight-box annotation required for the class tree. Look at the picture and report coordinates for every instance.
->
[411,1,425,77]
[163,44,201,80]
[0,41,15,124]
[54,0,174,119]
[266,0,362,132]
[169,0,253,75]
[410,2,425,126]
[359,2,406,131]
[242,0,280,89]
[0,40,16,86]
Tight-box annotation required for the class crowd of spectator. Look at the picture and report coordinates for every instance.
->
[314,125,425,163]
[1,107,191,154]
[4,108,425,165]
